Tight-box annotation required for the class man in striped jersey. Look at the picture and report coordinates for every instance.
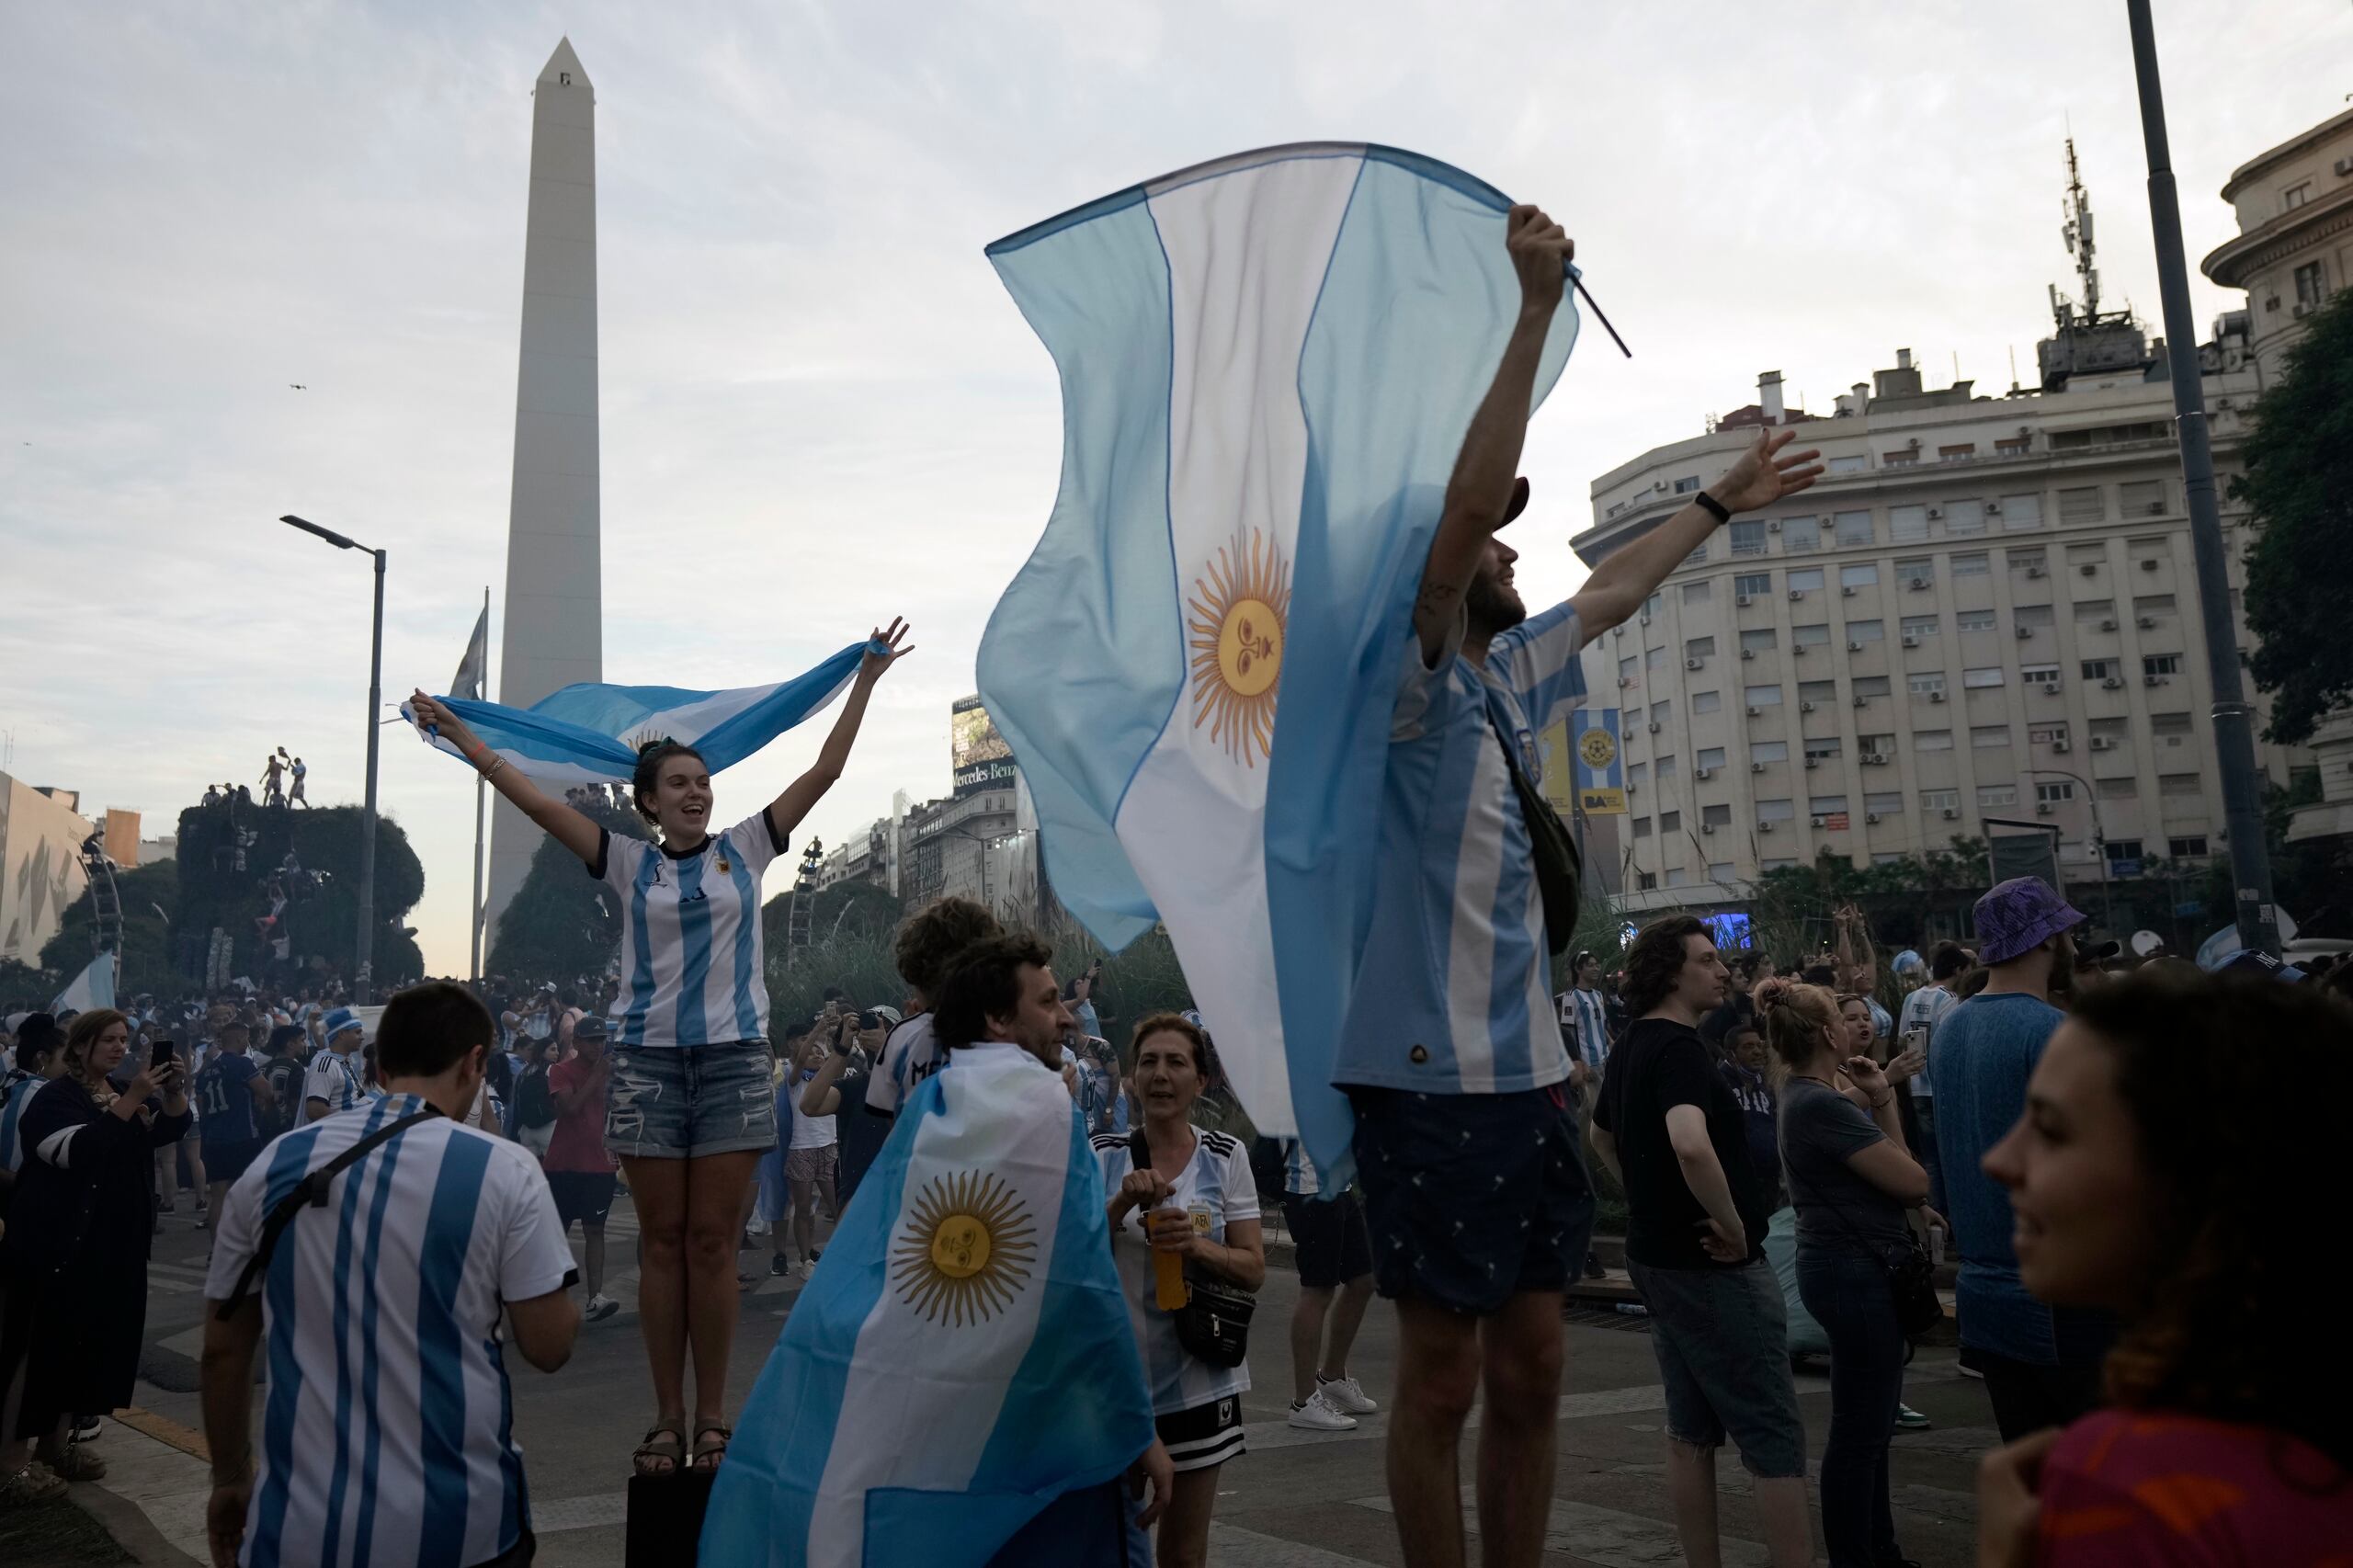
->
[201,983,579,1568]
[301,1008,369,1121]
[0,1014,64,1174]
[1333,203,1827,1566]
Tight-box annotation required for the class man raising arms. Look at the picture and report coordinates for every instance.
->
[1333,203,1822,1568]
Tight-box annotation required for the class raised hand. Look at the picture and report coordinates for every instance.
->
[1844,1054,1893,1103]
[859,619,915,682]
[408,690,474,749]
[1505,204,1573,314]
[1709,427,1825,514]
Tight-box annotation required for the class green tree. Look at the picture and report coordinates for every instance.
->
[2239,287,2353,744]
[485,799,649,982]
[39,859,178,996]
[174,801,425,988]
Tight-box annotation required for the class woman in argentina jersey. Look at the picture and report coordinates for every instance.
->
[1096,1013,1265,1568]
[406,619,911,1480]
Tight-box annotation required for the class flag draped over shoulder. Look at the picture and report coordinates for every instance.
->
[976,143,1576,1179]
[701,1049,1153,1568]
[398,641,874,786]
[52,949,117,1014]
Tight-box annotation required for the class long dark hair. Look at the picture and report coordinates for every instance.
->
[631,739,708,828]
[2074,971,2353,1471]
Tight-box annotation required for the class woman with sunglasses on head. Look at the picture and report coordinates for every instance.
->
[407,619,911,1479]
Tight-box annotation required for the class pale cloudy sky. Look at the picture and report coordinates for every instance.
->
[3,1,2344,975]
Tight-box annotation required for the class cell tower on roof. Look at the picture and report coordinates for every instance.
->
[2037,138,2154,391]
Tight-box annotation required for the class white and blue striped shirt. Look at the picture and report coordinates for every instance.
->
[1558,985,1612,1075]
[303,1048,369,1116]
[1280,1136,1319,1198]
[593,812,784,1048]
[1336,600,1588,1095]
[1094,1127,1258,1419]
[204,1095,575,1568]
[863,1011,943,1119]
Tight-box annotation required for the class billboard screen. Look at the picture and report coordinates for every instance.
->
[950,696,1018,798]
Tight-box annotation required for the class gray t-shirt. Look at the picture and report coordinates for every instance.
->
[1778,1076,1911,1255]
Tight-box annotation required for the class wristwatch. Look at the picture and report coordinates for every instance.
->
[1693,492,1732,526]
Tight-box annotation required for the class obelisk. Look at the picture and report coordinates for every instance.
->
[486,37,601,936]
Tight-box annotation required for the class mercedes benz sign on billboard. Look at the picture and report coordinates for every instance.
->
[951,695,1018,798]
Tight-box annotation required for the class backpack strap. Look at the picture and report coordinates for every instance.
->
[213,1108,440,1321]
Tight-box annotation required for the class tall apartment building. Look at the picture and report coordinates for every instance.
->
[1572,152,2299,918]
[2203,105,2353,847]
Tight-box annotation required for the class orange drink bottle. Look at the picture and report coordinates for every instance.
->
[1150,1210,1188,1309]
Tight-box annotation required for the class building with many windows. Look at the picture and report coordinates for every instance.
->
[1566,125,2338,924]
[1576,344,2292,915]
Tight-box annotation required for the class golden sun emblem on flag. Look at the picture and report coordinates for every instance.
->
[891,1169,1038,1326]
[1187,527,1292,767]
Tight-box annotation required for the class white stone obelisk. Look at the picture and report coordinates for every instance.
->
[486,37,602,936]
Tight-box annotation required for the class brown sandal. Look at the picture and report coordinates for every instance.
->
[36,1441,104,1483]
[688,1422,732,1471]
[0,1464,69,1507]
[632,1424,685,1477]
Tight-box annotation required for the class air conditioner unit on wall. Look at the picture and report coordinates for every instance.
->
[1736,594,1754,607]
[1746,705,1762,716]
[1751,761,1768,773]
[1866,812,1881,824]
[1700,823,1716,835]
[1847,641,1864,652]
[2052,738,2071,753]
[1767,519,1781,532]
[1943,807,1959,819]
[1696,767,1714,779]
[2037,801,2055,815]
[1759,820,1778,832]
[1901,633,1919,647]
[2100,619,2119,631]
[1930,690,1946,702]
[2027,566,2046,578]
[1800,700,1815,712]
[2089,736,2114,751]
[1852,696,1869,708]
[2017,626,2035,639]
[1810,815,1826,828]
[2102,677,2124,689]
[1804,756,1819,768]
[1863,753,1889,766]
[2137,615,2156,629]
[2041,682,2062,695]
[1620,676,1634,687]
[2145,675,2168,687]
[1789,589,1805,601]
[1909,577,1930,590]
[1842,585,1859,597]
[1687,656,1704,670]
[1648,722,1662,733]
[2080,562,2098,576]
[2142,557,2160,569]
[1742,648,1756,660]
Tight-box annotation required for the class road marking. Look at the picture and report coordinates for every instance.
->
[1353,1490,1772,1567]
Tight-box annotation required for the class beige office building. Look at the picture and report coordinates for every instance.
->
[1565,132,2333,920]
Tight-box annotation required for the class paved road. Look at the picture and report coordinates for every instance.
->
[123,1195,1991,1566]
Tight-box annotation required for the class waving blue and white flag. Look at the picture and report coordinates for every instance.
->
[52,949,118,1014]
[400,641,875,786]
[701,1045,1152,1568]
[978,144,1576,1178]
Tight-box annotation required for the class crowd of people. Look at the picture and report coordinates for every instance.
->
[0,208,2347,1568]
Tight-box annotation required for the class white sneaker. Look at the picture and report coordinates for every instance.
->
[798,1258,817,1280]
[1286,1391,1358,1431]
[1318,1375,1379,1415]
[584,1293,620,1323]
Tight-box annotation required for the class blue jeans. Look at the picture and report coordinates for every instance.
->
[1625,1258,1808,1478]
[1797,1245,1907,1567]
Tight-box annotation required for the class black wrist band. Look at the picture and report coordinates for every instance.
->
[1693,492,1732,525]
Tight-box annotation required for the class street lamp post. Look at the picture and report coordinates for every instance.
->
[2122,0,2280,958]
[2024,766,2115,935]
[282,515,386,1003]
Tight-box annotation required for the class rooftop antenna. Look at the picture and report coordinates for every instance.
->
[2052,136,2103,327]
[2008,345,2020,392]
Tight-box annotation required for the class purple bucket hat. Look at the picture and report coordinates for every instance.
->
[1972,877,2087,966]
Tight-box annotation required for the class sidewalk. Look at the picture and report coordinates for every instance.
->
[3,1412,208,1567]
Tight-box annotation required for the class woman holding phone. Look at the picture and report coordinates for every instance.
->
[0,1009,190,1490]
[406,619,911,1478]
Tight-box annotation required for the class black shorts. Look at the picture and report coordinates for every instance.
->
[1154,1392,1245,1473]
[1282,1191,1372,1290]
[547,1170,618,1230]
[1349,1084,1596,1316]
[207,1138,265,1186]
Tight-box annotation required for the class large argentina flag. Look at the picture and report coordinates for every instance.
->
[700,1048,1153,1567]
[398,640,874,786]
[979,144,1575,1176]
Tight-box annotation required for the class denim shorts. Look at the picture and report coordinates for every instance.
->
[1350,1085,1596,1316]
[1626,1257,1808,1477]
[604,1040,778,1159]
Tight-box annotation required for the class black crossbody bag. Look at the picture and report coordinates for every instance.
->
[215,1108,441,1320]
[1788,1141,1944,1340]
[1483,696,1584,956]
[1128,1130,1255,1369]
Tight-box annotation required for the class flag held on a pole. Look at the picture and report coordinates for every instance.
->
[450,605,489,702]
[976,143,1576,1180]
[400,642,878,785]
[52,949,118,1014]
